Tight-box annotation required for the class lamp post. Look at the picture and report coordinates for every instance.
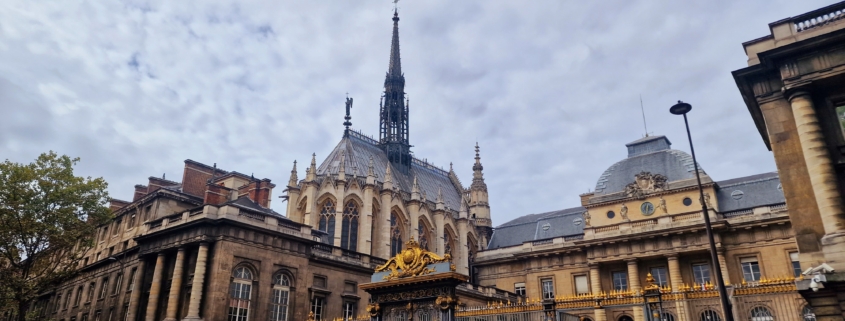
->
[642,273,664,321]
[669,101,734,321]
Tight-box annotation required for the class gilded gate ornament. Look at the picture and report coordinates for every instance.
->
[375,238,451,280]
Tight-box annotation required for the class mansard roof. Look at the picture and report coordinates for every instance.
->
[316,131,464,210]
[486,206,586,250]
[715,172,784,213]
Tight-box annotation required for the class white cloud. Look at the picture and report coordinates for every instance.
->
[0,0,833,224]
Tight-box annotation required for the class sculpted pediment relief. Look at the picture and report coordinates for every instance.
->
[625,171,667,199]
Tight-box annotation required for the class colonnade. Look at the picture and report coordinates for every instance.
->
[124,243,209,321]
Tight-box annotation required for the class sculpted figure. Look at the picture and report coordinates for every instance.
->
[658,196,667,214]
[583,211,591,227]
[620,203,629,220]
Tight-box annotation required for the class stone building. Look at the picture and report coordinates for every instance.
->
[732,1,845,319]
[473,136,807,321]
[29,9,502,321]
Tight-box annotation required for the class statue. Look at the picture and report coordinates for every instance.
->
[583,211,591,227]
[658,196,667,214]
[343,96,353,130]
[345,96,353,116]
[701,192,713,209]
[620,203,629,221]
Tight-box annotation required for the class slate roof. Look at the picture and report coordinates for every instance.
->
[227,196,289,219]
[487,206,586,249]
[316,132,464,210]
[594,136,704,195]
[715,172,784,212]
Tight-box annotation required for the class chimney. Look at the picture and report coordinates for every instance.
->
[242,178,274,208]
[133,185,148,202]
[204,182,232,205]
[182,160,228,197]
[109,198,131,212]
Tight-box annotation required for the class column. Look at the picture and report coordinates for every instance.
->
[378,191,392,258]
[409,202,420,241]
[334,193,344,247]
[358,187,373,255]
[145,253,166,321]
[163,248,186,321]
[434,211,445,255]
[589,263,606,321]
[716,250,730,285]
[184,243,209,321]
[667,255,689,321]
[789,92,845,261]
[626,260,643,321]
[456,218,469,275]
[126,260,147,321]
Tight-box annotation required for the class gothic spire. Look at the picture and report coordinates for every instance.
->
[306,153,317,181]
[379,9,411,172]
[471,143,487,189]
[288,160,298,187]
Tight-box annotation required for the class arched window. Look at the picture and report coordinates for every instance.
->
[802,306,816,321]
[444,232,453,257]
[750,307,774,321]
[661,313,676,321]
[318,200,336,240]
[269,273,291,321]
[418,221,430,250]
[700,310,721,321]
[390,213,403,256]
[341,201,359,251]
[228,266,254,321]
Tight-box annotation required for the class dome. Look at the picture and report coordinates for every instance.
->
[593,135,705,195]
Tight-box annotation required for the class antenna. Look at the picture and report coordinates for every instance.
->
[393,0,399,12]
[639,94,649,137]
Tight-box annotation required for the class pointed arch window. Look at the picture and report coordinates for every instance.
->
[318,200,336,240]
[228,266,254,321]
[444,232,453,257]
[418,222,429,250]
[269,273,291,321]
[341,201,359,251]
[390,213,403,257]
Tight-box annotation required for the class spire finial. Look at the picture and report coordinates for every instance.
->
[344,95,353,135]
[306,153,317,181]
[640,94,649,137]
[288,160,298,187]
[411,176,420,200]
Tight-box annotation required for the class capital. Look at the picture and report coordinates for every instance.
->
[786,89,812,102]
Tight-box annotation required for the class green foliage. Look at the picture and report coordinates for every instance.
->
[0,152,111,321]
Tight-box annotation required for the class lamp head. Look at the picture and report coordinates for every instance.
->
[670,100,692,115]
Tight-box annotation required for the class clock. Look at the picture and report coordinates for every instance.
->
[641,202,655,216]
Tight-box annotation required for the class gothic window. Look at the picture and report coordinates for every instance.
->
[340,201,359,251]
[318,200,336,241]
[390,213,403,256]
[418,221,430,250]
[269,273,291,321]
[228,266,254,321]
[444,232,453,257]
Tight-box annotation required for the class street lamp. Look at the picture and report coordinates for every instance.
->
[670,101,734,321]
[642,273,664,321]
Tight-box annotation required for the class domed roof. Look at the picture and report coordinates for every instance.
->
[594,135,705,195]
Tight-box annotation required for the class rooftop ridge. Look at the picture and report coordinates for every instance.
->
[349,129,450,176]
[717,173,779,188]
[348,128,379,145]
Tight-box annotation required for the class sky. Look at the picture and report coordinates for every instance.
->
[0,0,835,225]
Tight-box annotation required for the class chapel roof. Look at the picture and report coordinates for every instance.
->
[315,131,464,210]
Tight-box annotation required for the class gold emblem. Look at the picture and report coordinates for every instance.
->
[375,238,451,280]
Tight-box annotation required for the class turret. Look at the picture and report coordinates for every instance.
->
[468,143,492,244]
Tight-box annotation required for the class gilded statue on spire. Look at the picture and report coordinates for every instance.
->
[375,238,451,280]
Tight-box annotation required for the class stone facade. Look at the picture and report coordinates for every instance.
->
[732,2,845,320]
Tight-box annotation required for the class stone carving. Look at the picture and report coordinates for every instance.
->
[625,171,668,199]
[658,196,667,214]
[620,204,629,221]
[702,192,713,209]
[583,211,591,227]
[375,238,451,280]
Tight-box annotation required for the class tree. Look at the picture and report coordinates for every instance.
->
[0,152,111,321]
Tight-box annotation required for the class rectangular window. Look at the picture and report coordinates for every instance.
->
[108,247,114,257]
[514,283,526,296]
[228,282,252,321]
[835,105,845,139]
[343,281,357,294]
[144,205,152,221]
[83,257,89,266]
[94,311,101,321]
[75,286,84,306]
[96,253,101,261]
[270,285,290,321]
[612,271,628,291]
[123,241,129,251]
[343,302,356,321]
[313,276,327,289]
[127,268,137,292]
[99,278,109,299]
[64,290,72,310]
[650,267,669,287]
[122,304,129,321]
[81,314,88,321]
[55,294,62,312]
[128,213,136,229]
[113,273,123,295]
[113,220,121,235]
[740,257,761,282]
[790,252,801,277]
[574,275,589,294]
[101,227,108,241]
[107,309,113,321]
[541,278,554,300]
[87,282,95,302]
[692,264,711,285]
[311,297,325,321]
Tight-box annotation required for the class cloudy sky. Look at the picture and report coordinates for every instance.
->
[0,0,833,224]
